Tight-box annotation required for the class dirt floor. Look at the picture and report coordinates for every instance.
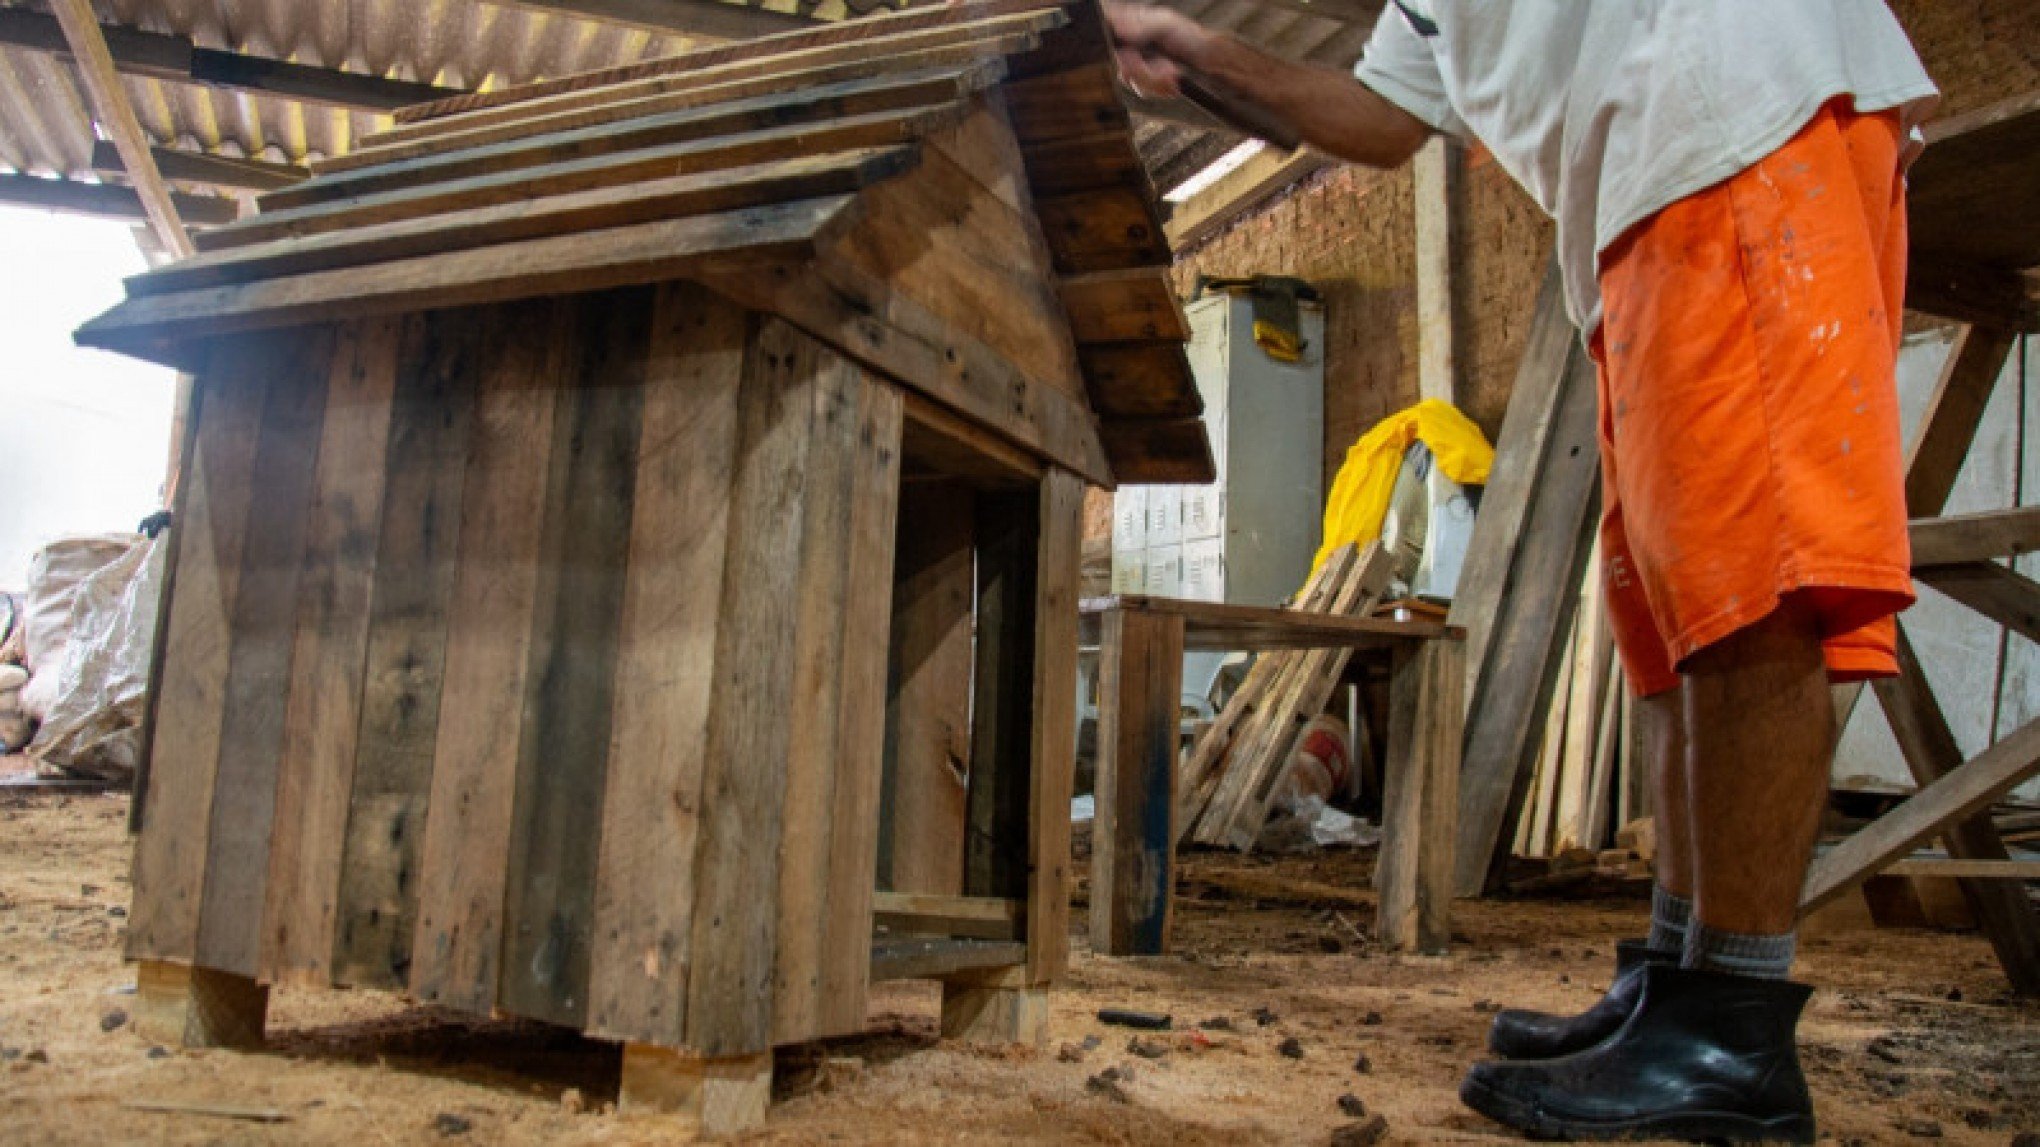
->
[1,790,2036,1145]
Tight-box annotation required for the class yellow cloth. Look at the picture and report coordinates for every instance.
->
[1312,399,1495,572]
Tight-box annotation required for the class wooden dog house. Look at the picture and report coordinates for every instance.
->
[77,0,1211,1131]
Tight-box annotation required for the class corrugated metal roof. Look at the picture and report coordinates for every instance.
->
[0,0,1381,201]
[0,0,710,183]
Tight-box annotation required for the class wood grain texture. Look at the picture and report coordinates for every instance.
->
[127,347,268,964]
[770,338,862,1047]
[1910,506,2040,568]
[696,253,1113,487]
[1172,548,1353,841]
[1089,607,1184,956]
[391,0,1057,122]
[240,108,957,240]
[1451,275,1600,897]
[816,370,905,1035]
[193,325,335,978]
[353,19,1057,163]
[684,318,833,1056]
[966,487,1040,906]
[497,289,652,1027]
[1026,468,1084,984]
[144,149,921,295]
[1905,325,2019,517]
[831,104,1085,403]
[1377,636,1464,953]
[585,285,747,1047]
[1058,268,1190,344]
[287,64,999,193]
[407,299,569,1013]
[133,960,269,1050]
[330,310,483,989]
[261,317,402,985]
[81,198,853,364]
[880,482,976,897]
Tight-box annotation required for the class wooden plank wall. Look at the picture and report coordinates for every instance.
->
[130,285,905,1055]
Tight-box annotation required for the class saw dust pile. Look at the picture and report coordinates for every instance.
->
[1,791,2035,1145]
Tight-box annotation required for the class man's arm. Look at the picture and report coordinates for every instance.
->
[1107,3,1432,170]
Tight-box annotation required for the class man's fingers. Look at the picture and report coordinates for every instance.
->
[1114,49,1183,99]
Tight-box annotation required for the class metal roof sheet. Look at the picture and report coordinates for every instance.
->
[0,0,703,182]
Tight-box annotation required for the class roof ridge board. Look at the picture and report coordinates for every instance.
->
[359,9,1068,153]
[258,61,1002,215]
[81,196,864,363]
[130,147,924,299]
[391,0,1074,124]
[330,25,1052,176]
[206,105,967,253]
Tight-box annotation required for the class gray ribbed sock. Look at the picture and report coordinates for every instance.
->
[1648,884,1692,954]
[1684,921,1796,979]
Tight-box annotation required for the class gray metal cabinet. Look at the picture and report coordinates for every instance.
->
[1112,291,1324,608]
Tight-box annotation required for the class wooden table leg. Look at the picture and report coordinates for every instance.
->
[132,959,268,1049]
[1377,636,1464,953]
[1091,607,1185,956]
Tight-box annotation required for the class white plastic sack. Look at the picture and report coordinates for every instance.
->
[20,534,139,721]
[27,537,163,781]
[0,664,28,753]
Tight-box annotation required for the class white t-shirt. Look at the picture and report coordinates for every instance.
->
[1354,0,1939,333]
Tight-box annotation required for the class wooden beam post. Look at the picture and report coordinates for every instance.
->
[1090,606,1185,956]
[1164,145,1327,250]
[49,0,193,258]
[1377,635,1464,952]
[1413,136,1461,408]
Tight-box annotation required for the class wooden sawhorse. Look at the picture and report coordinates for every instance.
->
[1080,594,1464,958]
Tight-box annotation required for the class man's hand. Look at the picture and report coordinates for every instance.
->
[1104,2,1213,99]
[1105,0,1433,171]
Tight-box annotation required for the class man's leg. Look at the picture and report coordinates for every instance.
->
[1642,690,1694,952]
[1681,595,1834,958]
[1461,605,1826,1141]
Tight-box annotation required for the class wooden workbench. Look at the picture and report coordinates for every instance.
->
[1080,593,1464,957]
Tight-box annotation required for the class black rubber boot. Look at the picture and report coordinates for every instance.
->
[1460,964,1816,1143]
[1488,939,1675,1059]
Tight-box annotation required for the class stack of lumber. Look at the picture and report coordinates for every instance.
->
[76,0,1214,487]
[1508,541,1647,861]
[1176,542,1395,850]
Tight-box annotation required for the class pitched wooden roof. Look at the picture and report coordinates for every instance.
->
[77,0,1213,487]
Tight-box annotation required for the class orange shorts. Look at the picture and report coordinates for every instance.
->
[1594,99,1917,698]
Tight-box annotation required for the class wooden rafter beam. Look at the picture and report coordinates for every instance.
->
[1164,143,1326,249]
[1906,253,2040,332]
[1911,506,2040,569]
[91,140,307,192]
[0,172,239,225]
[47,0,190,257]
[480,0,821,40]
[0,7,461,112]
[1802,706,2040,914]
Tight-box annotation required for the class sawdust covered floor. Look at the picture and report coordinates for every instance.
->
[1,792,2035,1146]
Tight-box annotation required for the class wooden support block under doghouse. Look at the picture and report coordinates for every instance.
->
[133,959,269,1050]
[84,0,1213,1134]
